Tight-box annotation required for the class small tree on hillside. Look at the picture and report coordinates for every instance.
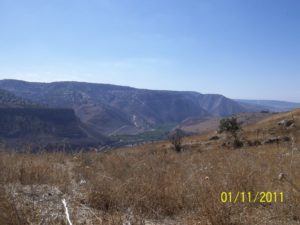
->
[219,117,242,148]
[168,129,185,152]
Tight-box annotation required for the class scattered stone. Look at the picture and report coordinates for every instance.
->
[281,136,291,142]
[278,119,294,127]
[263,137,280,144]
[209,135,219,141]
[288,123,296,129]
[263,136,290,144]
[79,179,87,185]
[278,173,287,181]
[246,140,262,146]
[221,141,231,147]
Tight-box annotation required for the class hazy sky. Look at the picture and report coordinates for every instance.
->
[0,0,299,101]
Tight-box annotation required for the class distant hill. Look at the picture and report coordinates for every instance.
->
[0,89,37,108]
[0,107,110,150]
[236,99,300,112]
[0,79,250,136]
[0,88,109,150]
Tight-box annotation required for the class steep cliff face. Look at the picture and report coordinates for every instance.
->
[0,108,84,138]
[0,107,110,149]
[0,89,109,149]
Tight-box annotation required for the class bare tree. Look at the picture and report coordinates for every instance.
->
[168,129,185,152]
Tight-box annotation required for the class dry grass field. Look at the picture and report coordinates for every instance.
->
[0,110,300,225]
[178,112,273,134]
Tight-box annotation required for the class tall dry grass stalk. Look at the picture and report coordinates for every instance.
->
[0,110,300,224]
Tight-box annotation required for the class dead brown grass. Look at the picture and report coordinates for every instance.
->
[0,152,71,225]
[0,151,70,187]
[69,139,298,224]
[0,110,300,224]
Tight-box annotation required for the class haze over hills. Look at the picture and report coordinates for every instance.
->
[0,79,249,136]
[236,99,300,112]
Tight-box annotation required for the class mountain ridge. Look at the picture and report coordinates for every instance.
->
[0,79,248,135]
[236,99,300,112]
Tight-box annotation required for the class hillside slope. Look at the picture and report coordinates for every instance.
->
[1,110,299,224]
[0,79,250,135]
[0,89,109,149]
[0,108,110,150]
[178,112,274,134]
[0,89,37,108]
